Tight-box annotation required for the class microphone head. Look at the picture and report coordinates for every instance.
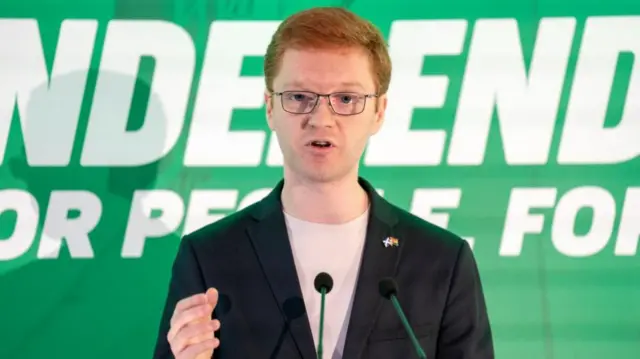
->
[314,272,334,294]
[378,277,398,299]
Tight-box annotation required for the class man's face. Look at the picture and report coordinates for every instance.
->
[265,46,387,183]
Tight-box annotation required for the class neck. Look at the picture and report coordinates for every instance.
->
[281,170,369,224]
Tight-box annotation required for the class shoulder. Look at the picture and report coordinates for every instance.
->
[384,200,483,296]
[386,199,469,261]
[180,201,259,251]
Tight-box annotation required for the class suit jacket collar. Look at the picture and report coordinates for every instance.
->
[246,177,403,359]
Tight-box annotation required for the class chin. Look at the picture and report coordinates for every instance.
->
[286,157,354,183]
[302,167,350,184]
[306,173,338,183]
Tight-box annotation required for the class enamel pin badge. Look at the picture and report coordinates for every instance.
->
[383,236,399,248]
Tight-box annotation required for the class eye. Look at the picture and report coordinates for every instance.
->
[333,93,362,105]
[286,92,313,102]
[338,94,354,104]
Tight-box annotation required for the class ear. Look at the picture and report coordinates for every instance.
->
[264,89,275,130]
[370,94,387,135]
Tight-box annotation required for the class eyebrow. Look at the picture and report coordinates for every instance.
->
[281,81,367,92]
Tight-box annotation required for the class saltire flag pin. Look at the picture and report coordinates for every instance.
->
[383,236,399,248]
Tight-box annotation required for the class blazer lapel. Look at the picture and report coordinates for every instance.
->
[246,181,317,359]
[341,178,403,359]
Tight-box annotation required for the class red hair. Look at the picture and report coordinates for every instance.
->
[264,7,392,95]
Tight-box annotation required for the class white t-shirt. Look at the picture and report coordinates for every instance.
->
[284,209,369,359]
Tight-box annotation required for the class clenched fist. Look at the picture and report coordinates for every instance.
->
[167,288,221,359]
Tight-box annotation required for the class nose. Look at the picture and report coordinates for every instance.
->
[307,96,335,128]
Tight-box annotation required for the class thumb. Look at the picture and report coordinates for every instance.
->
[205,287,219,310]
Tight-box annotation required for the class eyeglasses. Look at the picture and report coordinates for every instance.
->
[271,91,378,116]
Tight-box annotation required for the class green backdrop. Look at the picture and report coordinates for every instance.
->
[0,0,639,358]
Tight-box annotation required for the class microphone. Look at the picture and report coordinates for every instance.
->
[378,277,427,359]
[313,272,333,359]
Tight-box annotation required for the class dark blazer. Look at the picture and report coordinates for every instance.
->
[152,178,494,359]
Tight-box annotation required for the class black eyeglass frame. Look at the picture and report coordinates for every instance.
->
[270,90,379,116]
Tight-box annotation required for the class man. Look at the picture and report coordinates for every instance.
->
[153,6,494,359]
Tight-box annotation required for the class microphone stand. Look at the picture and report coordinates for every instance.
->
[389,293,427,359]
[317,286,327,359]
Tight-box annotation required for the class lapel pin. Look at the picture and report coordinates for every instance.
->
[383,236,399,248]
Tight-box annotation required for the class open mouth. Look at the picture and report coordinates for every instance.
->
[308,140,334,148]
